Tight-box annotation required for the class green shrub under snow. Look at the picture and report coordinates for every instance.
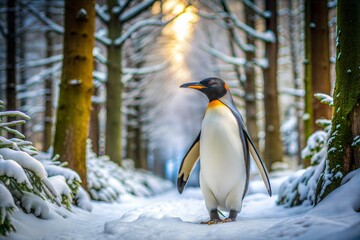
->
[277,94,333,207]
[0,101,91,236]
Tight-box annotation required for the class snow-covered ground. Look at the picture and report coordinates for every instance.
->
[6,169,360,240]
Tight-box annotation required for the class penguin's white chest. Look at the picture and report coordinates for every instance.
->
[200,102,246,201]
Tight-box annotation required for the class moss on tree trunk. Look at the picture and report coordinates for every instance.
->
[316,0,360,203]
[53,0,95,189]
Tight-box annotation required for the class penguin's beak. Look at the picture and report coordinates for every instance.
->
[180,81,206,90]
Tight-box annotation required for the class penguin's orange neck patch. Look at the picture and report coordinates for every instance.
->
[208,100,223,108]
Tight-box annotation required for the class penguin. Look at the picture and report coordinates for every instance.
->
[178,77,271,224]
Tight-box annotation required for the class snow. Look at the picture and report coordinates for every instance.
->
[0,159,32,189]
[314,93,334,106]
[6,169,360,240]
[0,183,16,210]
[95,4,110,22]
[230,13,276,43]
[69,79,82,85]
[0,148,48,180]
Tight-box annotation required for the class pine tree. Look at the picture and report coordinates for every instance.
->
[53,0,95,188]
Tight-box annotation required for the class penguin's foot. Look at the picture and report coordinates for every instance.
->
[221,209,238,223]
[221,218,235,223]
[201,219,221,225]
[201,209,221,225]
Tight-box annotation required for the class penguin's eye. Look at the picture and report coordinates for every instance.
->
[208,80,216,86]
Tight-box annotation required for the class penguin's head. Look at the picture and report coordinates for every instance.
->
[180,77,229,101]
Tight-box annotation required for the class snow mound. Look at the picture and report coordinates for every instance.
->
[86,142,173,202]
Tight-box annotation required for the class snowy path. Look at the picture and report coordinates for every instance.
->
[8,175,360,240]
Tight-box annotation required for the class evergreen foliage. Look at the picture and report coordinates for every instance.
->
[0,101,91,236]
[277,96,333,207]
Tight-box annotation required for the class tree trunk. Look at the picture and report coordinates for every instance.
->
[105,0,123,165]
[6,0,17,138]
[288,0,303,164]
[19,6,27,135]
[244,0,259,150]
[316,0,360,203]
[89,86,100,155]
[53,0,95,189]
[263,0,283,171]
[309,0,332,129]
[43,0,54,152]
[303,0,314,145]
[304,0,332,167]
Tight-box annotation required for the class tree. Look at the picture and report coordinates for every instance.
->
[53,0,95,188]
[288,0,303,164]
[244,0,260,149]
[263,0,283,170]
[6,0,17,138]
[43,0,54,151]
[303,0,332,147]
[104,0,124,165]
[316,0,360,203]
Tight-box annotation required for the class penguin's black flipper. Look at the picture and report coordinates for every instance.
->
[177,132,201,194]
[243,130,272,196]
[220,92,272,196]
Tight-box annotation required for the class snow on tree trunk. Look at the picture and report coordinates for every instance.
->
[6,0,17,138]
[105,0,123,166]
[263,0,283,171]
[53,0,95,189]
[244,0,260,150]
[316,0,360,203]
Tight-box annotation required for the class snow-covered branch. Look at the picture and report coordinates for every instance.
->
[95,4,110,23]
[93,48,107,65]
[279,88,305,97]
[230,13,276,43]
[115,0,132,16]
[18,63,62,89]
[93,71,106,83]
[20,1,64,34]
[119,0,157,23]
[20,55,62,69]
[200,44,246,66]
[21,1,111,46]
[123,61,168,75]
[242,0,271,19]
[114,19,165,46]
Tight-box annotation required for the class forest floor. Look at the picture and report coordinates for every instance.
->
[7,170,360,240]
